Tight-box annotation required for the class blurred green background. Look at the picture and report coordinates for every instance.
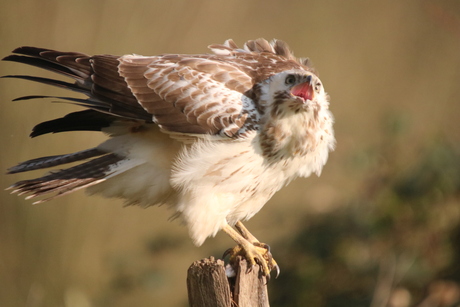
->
[1,1,459,306]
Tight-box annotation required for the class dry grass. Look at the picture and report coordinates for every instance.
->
[1,1,460,306]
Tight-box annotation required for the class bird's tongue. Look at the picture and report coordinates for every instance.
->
[291,82,314,101]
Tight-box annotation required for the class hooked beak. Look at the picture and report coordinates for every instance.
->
[291,80,314,102]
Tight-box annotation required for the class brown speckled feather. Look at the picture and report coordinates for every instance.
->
[118,39,313,137]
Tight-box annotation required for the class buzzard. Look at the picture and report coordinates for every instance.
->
[3,38,335,278]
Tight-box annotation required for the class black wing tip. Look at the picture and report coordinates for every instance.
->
[2,54,16,62]
[7,168,21,175]
[12,46,52,55]
[12,95,49,102]
[2,47,46,61]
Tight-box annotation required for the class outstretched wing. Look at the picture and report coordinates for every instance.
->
[118,38,312,138]
[2,47,151,122]
[3,39,310,139]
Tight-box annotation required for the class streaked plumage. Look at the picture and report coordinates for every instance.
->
[3,39,335,276]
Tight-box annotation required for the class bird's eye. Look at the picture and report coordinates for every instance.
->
[315,82,322,92]
[285,75,296,85]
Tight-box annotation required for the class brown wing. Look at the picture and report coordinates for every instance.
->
[118,38,311,138]
[3,39,312,139]
[3,46,151,122]
[119,54,255,136]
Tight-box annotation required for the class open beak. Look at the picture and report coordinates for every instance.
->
[291,81,314,102]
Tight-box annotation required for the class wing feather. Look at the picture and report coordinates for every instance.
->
[119,54,256,137]
[117,39,313,138]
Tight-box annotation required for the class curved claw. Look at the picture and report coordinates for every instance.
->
[253,242,271,253]
[254,252,270,277]
[247,263,255,274]
[274,263,281,279]
[222,247,233,259]
[253,243,278,278]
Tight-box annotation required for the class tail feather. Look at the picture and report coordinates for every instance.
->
[8,148,107,174]
[17,179,95,197]
[25,179,103,204]
[8,153,124,204]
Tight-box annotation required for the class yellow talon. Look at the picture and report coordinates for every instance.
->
[222,223,280,280]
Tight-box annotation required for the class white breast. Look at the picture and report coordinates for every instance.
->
[170,120,333,246]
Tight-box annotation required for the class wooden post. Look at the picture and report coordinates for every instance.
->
[187,256,270,307]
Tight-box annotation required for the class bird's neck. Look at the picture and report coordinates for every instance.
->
[258,110,320,161]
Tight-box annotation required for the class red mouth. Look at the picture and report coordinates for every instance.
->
[291,82,314,101]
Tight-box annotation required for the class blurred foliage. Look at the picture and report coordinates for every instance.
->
[1,1,460,306]
[270,120,460,307]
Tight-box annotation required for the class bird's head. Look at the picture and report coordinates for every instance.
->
[263,70,327,118]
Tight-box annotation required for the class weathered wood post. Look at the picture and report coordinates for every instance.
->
[187,256,270,307]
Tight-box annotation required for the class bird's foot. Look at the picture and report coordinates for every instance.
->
[223,241,280,280]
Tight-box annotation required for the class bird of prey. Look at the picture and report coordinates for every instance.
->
[3,38,335,278]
